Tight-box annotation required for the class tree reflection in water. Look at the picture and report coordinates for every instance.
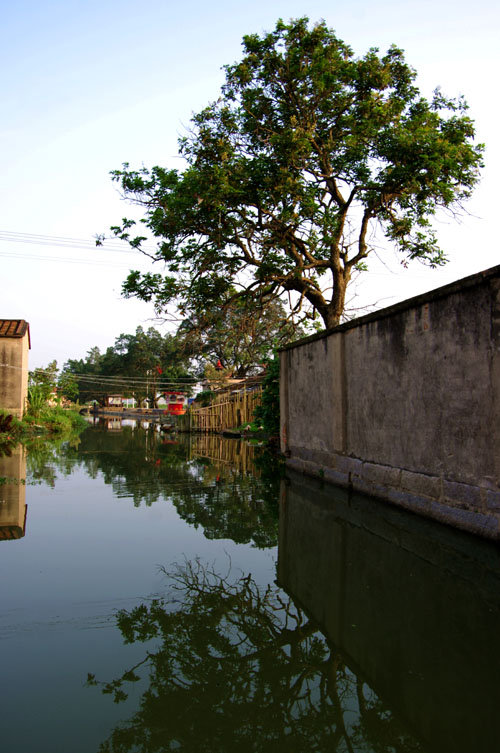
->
[88,559,423,753]
[26,434,82,487]
[26,424,281,549]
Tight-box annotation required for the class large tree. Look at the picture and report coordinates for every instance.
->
[104,17,483,330]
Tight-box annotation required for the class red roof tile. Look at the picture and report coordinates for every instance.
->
[0,319,31,347]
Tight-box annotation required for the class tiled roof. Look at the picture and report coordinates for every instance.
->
[0,319,31,347]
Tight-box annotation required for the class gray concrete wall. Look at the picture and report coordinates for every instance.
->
[280,265,500,538]
[0,334,29,418]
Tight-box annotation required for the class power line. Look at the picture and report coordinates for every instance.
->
[75,371,199,386]
[0,229,451,280]
[64,372,198,384]
[68,370,197,380]
[57,389,193,394]
[0,250,133,268]
[0,229,161,268]
[0,229,156,254]
[73,377,198,388]
[1,362,199,386]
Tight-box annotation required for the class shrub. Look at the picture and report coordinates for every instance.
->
[253,356,280,436]
[27,383,49,417]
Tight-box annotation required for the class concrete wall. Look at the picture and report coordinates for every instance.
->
[278,471,500,753]
[0,333,29,418]
[280,265,500,539]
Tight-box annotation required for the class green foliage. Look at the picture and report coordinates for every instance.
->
[57,370,79,402]
[253,355,280,435]
[60,346,105,405]
[26,406,87,434]
[0,405,86,450]
[27,383,49,416]
[24,405,87,433]
[105,17,483,330]
[28,360,58,415]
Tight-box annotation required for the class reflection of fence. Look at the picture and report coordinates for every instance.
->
[189,434,257,475]
[188,386,262,433]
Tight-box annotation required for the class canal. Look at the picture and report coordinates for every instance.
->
[1,421,499,752]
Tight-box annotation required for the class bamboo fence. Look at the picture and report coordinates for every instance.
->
[187,385,263,433]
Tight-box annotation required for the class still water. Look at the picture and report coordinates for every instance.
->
[1,421,499,752]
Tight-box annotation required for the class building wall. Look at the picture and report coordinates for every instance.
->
[0,334,29,418]
[280,265,500,539]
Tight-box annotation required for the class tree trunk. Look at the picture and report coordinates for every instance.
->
[323,309,341,329]
[322,274,348,329]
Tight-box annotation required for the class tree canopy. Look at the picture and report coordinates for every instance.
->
[104,17,484,330]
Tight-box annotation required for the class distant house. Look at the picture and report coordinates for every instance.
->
[0,319,31,418]
[105,395,124,409]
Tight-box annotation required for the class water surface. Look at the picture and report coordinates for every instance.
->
[1,422,499,752]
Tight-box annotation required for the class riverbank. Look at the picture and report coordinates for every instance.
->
[0,406,87,448]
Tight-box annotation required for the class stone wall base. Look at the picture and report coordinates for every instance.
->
[286,447,500,540]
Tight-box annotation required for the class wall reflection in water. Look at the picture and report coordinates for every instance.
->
[0,444,27,541]
[278,470,500,753]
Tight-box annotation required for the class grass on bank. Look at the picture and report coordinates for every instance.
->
[0,405,87,449]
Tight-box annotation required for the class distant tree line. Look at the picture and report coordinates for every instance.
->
[49,308,301,406]
[58,327,193,407]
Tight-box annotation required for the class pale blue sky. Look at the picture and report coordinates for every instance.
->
[1,0,499,367]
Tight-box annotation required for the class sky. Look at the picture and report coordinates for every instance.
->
[1,0,499,369]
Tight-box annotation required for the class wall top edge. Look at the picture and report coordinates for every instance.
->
[279,263,500,352]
